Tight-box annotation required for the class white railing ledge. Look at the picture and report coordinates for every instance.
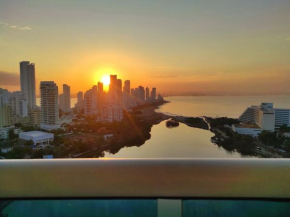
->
[0,158,290,199]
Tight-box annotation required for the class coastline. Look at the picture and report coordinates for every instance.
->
[74,100,170,158]
[9,98,287,159]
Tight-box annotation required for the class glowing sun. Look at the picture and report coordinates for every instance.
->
[102,75,110,86]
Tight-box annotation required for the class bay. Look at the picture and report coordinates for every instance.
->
[102,95,290,158]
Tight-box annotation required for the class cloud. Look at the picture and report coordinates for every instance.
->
[0,21,32,30]
[0,21,8,26]
[19,26,31,30]
[0,71,19,86]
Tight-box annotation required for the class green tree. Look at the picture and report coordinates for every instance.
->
[279,124,290,132]
[31,148,54,159]
[8,129,18,140]
[5,146,31,159]
[24,139,34,146]
[21,125,36,132]
[258,131,277,146]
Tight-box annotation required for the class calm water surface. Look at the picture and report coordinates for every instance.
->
[157,95,290,118]
[104,95,290,158]
[104,120,248,158]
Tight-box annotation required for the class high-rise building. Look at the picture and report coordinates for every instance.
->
[133,88,139,99]
[97,82,104,111]
[116,79,122,104]
[84,86,98,115]
[130,88,134,96]
[109,75,117,103]
[239,103,283,132]
[138,86,145,102]
[151,88,157,101]
[0,104,13,128]
[84,90,93,115]
[0,89,11,107]
[77,91,83,103]
[145,87,150,101]
[123,80,131,110]
[98,82,104,93]
[59,94,65,111]
[10,91,28,117]
[123,80,130,94]
[20,61,36,109]
[28,107,41,126]
[108,75,122,104]
[101,104,123,122]
[40,81,59,130]
[63,84,71,111]
[75,91,84,112]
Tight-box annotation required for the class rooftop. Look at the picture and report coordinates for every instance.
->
[19,131,53,138]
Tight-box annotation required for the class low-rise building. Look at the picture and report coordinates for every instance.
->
[19,131,54,146]
[232,123,262,138]
[1,147,13,153]
[0,127,22,140]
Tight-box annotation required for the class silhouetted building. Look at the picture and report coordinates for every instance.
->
[59,94,65,111]
[151,88,156,101]
[123,80,131,110]
[20,61,36,109]
[146,87,150,101]
[123,80,130,94]
[138,86,145,102]
[84,86,98,115]
[63,84,71,111]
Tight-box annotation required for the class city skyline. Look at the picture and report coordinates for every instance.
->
[0,0,290,96]
[1,59,162,128]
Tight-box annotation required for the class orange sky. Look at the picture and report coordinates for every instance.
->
[0,0,290,96]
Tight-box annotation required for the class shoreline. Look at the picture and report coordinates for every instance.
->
[74,100,170,158]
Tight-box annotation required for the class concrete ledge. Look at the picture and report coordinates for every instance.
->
[0,159,290,198]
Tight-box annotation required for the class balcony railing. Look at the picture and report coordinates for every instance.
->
[1,159,290,216]
[1,158,290,198]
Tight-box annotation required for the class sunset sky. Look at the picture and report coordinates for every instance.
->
[0,0,290,96]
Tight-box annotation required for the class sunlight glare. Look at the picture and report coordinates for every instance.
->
[102,75,110,86]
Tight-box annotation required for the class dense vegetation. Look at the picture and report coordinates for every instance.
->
[185,117,209,129]
[207,117,239,128]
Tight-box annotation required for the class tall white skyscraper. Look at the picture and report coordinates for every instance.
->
[20,61,36,109]
[63,84,71,111]
[40,81,59,130]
